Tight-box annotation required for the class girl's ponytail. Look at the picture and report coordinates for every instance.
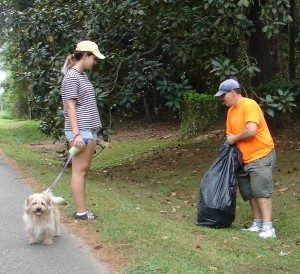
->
[61,54,76,75]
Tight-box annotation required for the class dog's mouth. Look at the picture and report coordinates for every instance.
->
[35,208,43,216]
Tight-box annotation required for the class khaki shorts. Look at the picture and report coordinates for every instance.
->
[236,150,276,201]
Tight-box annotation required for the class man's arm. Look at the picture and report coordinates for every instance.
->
[227,122,258,145]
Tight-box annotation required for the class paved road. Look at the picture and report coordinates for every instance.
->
[0,154,108,274]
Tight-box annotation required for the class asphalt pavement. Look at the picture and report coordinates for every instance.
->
[0,154,108,274]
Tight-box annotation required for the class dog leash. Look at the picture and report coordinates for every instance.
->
[47,137,108,192]
[47,152,74,193]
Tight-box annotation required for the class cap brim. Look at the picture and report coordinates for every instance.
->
[214,90,226,97]
[93,51,106,59]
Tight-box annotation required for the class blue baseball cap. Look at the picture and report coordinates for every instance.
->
[215,79,240,96]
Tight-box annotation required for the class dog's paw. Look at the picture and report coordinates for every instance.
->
[28,238,39,245]
[42,238,53,245]
[54,232,62,237]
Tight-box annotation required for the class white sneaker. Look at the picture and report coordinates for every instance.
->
[259,227,276,239]
[242,222,263,232]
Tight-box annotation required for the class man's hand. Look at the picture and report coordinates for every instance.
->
[227,133,236,145]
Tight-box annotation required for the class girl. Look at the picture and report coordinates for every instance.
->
[61,40,105,220]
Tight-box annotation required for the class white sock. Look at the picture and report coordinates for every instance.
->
[254,218,263,226]
[263,222,273,228]
[76,211,88,216]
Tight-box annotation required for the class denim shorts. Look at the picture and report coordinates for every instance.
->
[65,128,100,142]
[236,150,276,201]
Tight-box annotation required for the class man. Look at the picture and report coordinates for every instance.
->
[215,79,276,238]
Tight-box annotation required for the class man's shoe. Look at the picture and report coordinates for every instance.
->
[259,227,276,239]
[242,222,263,232]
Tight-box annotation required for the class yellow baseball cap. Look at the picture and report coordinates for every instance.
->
[75,40,106,59]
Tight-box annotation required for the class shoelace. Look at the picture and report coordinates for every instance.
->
[86,211,95,220]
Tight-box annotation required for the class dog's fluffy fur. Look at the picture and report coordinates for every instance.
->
[23,190,64,245]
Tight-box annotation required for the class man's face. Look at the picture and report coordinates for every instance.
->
[221,90,235,107]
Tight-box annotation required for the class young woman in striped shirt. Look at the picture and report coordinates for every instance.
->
[61,40,105,220]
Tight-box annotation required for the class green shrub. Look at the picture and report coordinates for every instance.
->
[180,91,225,137]
[257,80,300,128]
[257,80,300,99]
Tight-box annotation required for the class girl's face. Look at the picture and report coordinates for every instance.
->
[83,53,97,70]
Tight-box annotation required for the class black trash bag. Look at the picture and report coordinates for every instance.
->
[196,142,243,228]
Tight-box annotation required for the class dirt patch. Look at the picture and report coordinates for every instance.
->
[60,216,126,274]
[108,120,181,141]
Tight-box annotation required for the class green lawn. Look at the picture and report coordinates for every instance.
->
[0,118,299,274]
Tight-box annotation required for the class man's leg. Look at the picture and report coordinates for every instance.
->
[257,197,272,222]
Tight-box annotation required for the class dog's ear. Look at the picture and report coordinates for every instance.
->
[44,194,53,207]
[25,196,33,213]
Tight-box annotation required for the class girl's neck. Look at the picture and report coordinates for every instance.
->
[73,62,85,73]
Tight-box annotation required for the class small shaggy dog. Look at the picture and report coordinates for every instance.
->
[23,190,64,245]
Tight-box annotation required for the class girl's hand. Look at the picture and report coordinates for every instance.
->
[74,134,86,149]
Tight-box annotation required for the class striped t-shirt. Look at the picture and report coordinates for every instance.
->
[61,68,102,131]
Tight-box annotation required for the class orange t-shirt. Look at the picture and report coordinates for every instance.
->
[226,98,274,163]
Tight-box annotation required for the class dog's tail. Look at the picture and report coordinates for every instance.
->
[44,189,65,204]
[50,196,65,204]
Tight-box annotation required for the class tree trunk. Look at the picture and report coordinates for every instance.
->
[143,93,150,117]
[288,0,296,80]
[247,1,280,86]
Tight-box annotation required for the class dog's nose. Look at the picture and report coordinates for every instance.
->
[36,207,42,212]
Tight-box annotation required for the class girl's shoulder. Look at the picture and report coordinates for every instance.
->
[65,68,82,78]
[62,68,86,84]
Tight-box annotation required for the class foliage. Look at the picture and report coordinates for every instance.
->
[0,111,12,119]
[0,0,299,139]
[258,80,300,99]
[180,91,224,137]
[259,89,297,118]
[257,80,300,126]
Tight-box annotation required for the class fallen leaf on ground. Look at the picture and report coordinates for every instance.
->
[279,251,290,256]
[198,236,206,240]
[278,187,288,192]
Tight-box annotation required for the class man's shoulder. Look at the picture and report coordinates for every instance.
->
[241,98,260,108]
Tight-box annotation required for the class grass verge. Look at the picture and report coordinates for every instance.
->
[0,119,299,273]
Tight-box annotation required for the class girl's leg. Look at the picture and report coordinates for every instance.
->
[70,140,96,213]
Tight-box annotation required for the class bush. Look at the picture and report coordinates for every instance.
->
[180,91,225,138]
[257,80,300,128]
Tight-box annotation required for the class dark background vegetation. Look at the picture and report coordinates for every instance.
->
[0,0,299,139]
